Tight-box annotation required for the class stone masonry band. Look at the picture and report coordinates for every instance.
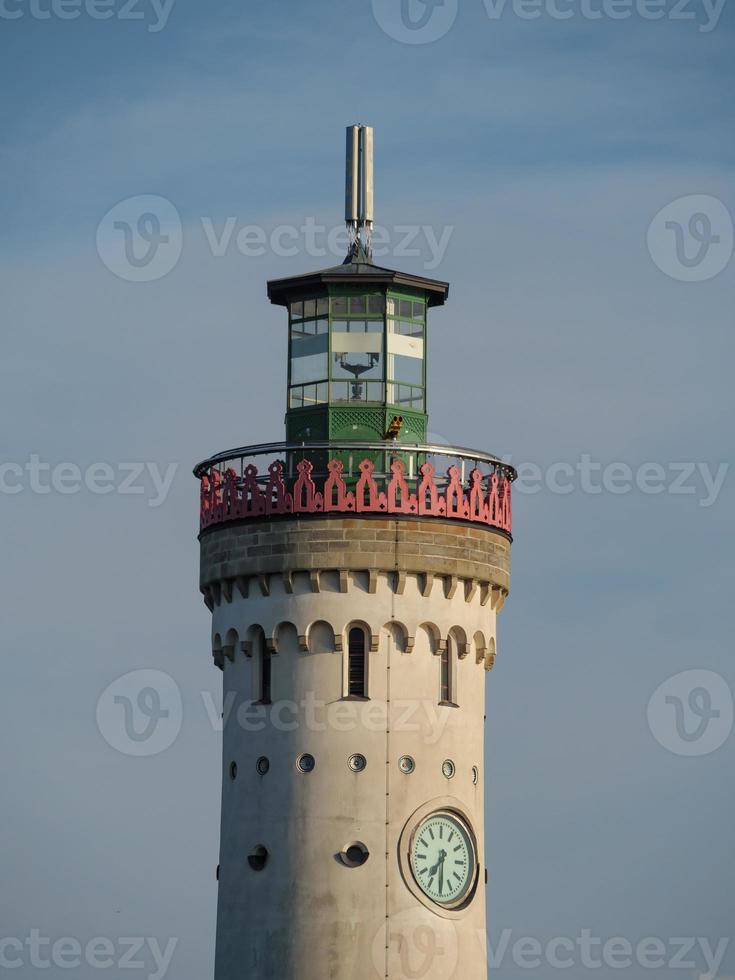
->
[199,517,511,600]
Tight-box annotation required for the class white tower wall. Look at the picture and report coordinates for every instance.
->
[199,516,511,980]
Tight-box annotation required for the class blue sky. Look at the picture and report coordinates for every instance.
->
[1,1,734,978]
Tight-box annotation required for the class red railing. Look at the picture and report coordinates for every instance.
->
[196,443,514,535]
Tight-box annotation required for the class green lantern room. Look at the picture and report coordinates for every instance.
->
[267,247,449,445]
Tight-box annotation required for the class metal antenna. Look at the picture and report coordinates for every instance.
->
[345,124,374,258]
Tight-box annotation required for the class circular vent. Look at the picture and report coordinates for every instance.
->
[340,842,369,868]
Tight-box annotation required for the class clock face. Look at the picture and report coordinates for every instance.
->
[410,811,476,907]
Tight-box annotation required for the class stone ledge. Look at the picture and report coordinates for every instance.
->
[200,516,510,595]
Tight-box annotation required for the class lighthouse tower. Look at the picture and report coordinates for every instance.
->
[195,126,515,980]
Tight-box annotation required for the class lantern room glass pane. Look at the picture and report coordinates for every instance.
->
[291,317,327,337]
[388,318,423,338]
[289,382,328,408]
[332,319,382,334]
[291,352,328,385]
[332,350,382,381]
[331,380,384,403]
[390,353,423,386]
[290,318,328,385]
[389,384,424,410]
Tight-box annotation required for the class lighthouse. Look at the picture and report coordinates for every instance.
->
[195,126,515,980]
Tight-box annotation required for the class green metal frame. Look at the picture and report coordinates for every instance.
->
[285,283,429,446]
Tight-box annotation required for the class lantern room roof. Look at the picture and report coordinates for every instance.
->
[267,245,450,309]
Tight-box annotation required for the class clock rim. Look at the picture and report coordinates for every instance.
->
[397,797,480,918]
[409,811,476,908]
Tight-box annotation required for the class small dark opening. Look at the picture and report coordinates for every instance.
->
[342,842,369,867]
[440,645,451,703]
[348,627,366,697]
[248,846,269,871]
[229,761,237,780]
[346,845,368,865]
[261,648,271,704]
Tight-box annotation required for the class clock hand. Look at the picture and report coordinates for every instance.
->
[429,849,447,877]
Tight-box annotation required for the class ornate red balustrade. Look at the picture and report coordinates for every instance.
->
[196,443,514,536]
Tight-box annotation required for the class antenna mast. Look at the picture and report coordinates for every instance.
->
[345,124,374,259]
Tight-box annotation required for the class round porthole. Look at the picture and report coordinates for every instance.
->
[256,756,270,776]
[297,753,315,773]
[442,759,456,779]
[229,761,238,780]
[348,753,367,772]
[340,841,369,867]
[472,765,479,785]
[247,845,268,871]
[398,755,415,774]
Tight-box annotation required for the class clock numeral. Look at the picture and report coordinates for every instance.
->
[428,828,435,841]
[454,872,461,883]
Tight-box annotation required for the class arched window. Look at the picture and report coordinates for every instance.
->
[347,626,367,698]
[439,637,457,706]
[251,627,271,704]
[260,646,271,704]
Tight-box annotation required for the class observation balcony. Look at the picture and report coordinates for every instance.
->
[195,441,516,537]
